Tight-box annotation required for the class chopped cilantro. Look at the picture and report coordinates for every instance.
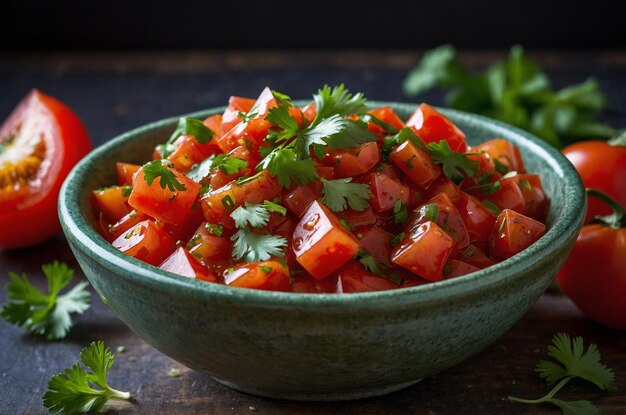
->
[142,160,186,192]
[424,204,440,222]
[320,178,372,212]
[230,229,287,262]
[427,140,479,183]
[393,200,409,225]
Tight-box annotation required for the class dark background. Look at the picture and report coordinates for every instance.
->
[2,0,626,51]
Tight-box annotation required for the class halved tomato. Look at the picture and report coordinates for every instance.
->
[0,90,91,248]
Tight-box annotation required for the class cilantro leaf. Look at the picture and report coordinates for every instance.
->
[424,204,440,222]
[321,178,372,212]
[142,160,186,192]
[427,140,478,183]
[536,332,615,391]
[1,262,91,340]
[230,228,287,262]
[301,115,377,154]
[259,147,318,188]
[271,90,291,103]
[263,200,287,216]
[186,156,215,182]
[231,203,271,228]
[354,251,403,285]
[211,154,248,174]
[43,341,130,415]
[266,104,301,142]
[393,200,409,225]
[168,117,215,145]
[313,84,368,121]
[362,113,399,134]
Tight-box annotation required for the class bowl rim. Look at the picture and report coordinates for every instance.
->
[59,101,585,310]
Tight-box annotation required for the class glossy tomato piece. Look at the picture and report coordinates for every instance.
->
[457,244,496,269]
[357,226,393,266]
[406,103,467,152]
[489,209,545,260]
[456,192,497,243]
[167,135,218,173]
[391,221,453,281]
[112,219,175,266]
[367,172,410,213]
[336,262,398,293]
[220,96,256,135]
[293,201,360,280]
[203,114,222,135]
[338,206,377,229]
[510,173,548,220]
[159,247,217,282]
[116,162,141,186]
[328,142,380,178]
[157,204,205,242]
[106,210,148,242]
[0,90,91,248]
[129,163,201,225]
[390,139,441,189]
[224,261,291,291]
[477,178,526,213]
[407,193,470,253]
[209,145,260,189]
[93,186,132,222]
[472,138,525,173]
[291,274,338,293]
[367,106,405,136]
[282,182,322,217]
[426,175,462,205]
[562,140,626,222]
[201,170,282,228]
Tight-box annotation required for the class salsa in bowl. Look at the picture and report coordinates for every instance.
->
[59,86,584,400]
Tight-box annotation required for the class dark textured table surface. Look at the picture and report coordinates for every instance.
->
[1,50,625,414]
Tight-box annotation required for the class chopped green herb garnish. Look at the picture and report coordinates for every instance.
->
[493,158,510,175]
[498,217,507,233]
[211,154,248,174]
[424,204,440,222]
[390,233,405,248]
[169,117,215,145]
[481,200,501,216]
[230,229,287,262]
[263,200,287,216]
[205,222,223,237]
[142,160,186,192]
[231,203,271,228]
[519,178,532,192]
[321,178,372,212]
[361,113,399,134]
[221,195,235,211]
[393,200,409,225]
[428,140,479,183]
[260,265,273,273]
[121,186,133,197]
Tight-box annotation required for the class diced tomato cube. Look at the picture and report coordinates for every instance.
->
[329,142,380,178]
[336,262,398,293]
[220,96,256,135]
[338,206,377,229]
[407,193,470,253]
[367,106,405,136]
[167,135,218,173]
[282,183,322,217]
[106,210,149,241]
[291,274,338,293]
[129,164,201,225]
[357,226,393,266]
[159,247,218,282]
[112,220,175,266]
[202,114,222,136]
[157,204,205,242]
[209,145,260,189]
[224,261,291,292]
[406,103,467,152]
[367,172,410,213]
[93,186,132,222]
[472,138,525,173]
[316,165,334,180]
[511,173,548,220]
[444,260,480,279]
[457,244,496,269]
[200,170,282,228]
[481,178,526,213]
[426,175,462,205]
[301,102,317,123]
[489,209,546,260]
[390,139,441,189]
[456,192,497,243]
[116,162,141,186]
[293,201,360,280]
[391,220,453,281]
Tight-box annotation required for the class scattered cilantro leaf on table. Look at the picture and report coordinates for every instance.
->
[43,341,130,415]
[1,262,90,340]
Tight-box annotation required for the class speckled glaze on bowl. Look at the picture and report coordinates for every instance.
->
[59,102,585,401]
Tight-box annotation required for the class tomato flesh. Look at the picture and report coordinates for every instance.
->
[225,261,291,291]
[293,201,360,279]
[159,247,217,282]
[472,138,525,173]
[489,209,545,260]
[116,162,141,186]
[329,142,380,178]
[390,139,441,189]
[406,103,467,152]
[367,172,409,213]
[112,220,175,266]
[93,186,132,222]
[337,262,398,293]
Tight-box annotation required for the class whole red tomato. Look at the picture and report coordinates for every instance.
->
[557,189,626,330]
[0,90,92,248]
[562,138,626,223]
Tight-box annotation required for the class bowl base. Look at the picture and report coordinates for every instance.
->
[211,377,423,401]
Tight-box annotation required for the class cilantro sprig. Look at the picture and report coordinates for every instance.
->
[43,341,131,415]
[320,178,371,212]
[508,333,615,415]
[229,203,288,262]
[259,84,376,188]
[142,160,186,192]
[403,45,615,148]
[1,262,91,340]
[157,117,215,157]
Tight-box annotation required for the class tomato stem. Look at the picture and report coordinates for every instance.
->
[587,188,626,229]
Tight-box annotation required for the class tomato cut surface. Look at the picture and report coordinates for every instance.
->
[225,261,291,291]
[390,139,441,189]
[0,90,91,248]
[456,193,497,243]
[93,186,132,222]
[337,262,398,293]
[329,142,380,178]
[159,247,217,282]
[406,103,467,152]
[112,220,175,266]
[367,172,410,213]
[293,201,360,279]
[472,138,525,173]
[489,209,545,260]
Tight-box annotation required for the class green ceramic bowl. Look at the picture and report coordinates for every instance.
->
[59,102,585,401]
